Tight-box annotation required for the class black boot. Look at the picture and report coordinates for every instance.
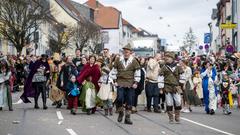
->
[117,107,124,122]
[104,109,108,116]
[42,89,48,110]
[71,109,76,115]
[7,88,13,111]
[124,110,133,125]
[210,109,215,115]
[34,98,40,109]
[87,109,91,115]
[56,101,62,108]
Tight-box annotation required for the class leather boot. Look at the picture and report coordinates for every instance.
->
[109,108,113,116]
[104,109,108,116]
[34,97,40,109]
[167,106,174,124]
[167,111,174,124]
[117,107,124,122]
[7,89,13,111]
[124,110,133,125]
[175,110,181,124]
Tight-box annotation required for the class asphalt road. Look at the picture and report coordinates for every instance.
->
[0,92,239,135]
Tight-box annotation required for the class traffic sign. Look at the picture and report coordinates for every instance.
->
[220,22,237,29]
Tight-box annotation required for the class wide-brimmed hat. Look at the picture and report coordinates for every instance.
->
[165,52,175,59]
[122,43,132,51]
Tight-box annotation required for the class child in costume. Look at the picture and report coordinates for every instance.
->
[66,75,80,115]
[98,65,113,116]
[221,72,232,115]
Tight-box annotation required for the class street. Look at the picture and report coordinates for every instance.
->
[0,92,239,135]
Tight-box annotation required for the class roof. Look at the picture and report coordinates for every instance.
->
[55,0,84,21]
[122,18,139,33]
[94,6,121,29]
[85,0,104,9]
[85,0,121,29]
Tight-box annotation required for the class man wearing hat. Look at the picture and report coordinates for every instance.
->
[110,43,141,125]
[159,52,184,124]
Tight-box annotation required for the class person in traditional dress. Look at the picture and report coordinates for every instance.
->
[49,53,64,108]
[179,59,194,113]
[159,52,184,124]
[98,59,113,116]
[132,57,146,113]
[57,56,78,108]
[0,57,13,111]
[110,44,141,125]
[220,72,232,115]
[20,54,50,110]
[73,48,82,74]
[77,55,101,114]
[193,71,203,106]
[145,54,162,113]
[66,75,80,115]
[201,62,218,115]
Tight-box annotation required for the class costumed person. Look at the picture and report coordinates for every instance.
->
[132,57,146,113]
[145,54,162,113]
[97,59,114,116]
[77,55,101,115]
[234,52,240,108]
[0,57,13,111]
[66,75,80,115]
[180,59,195,113]
[20,54,50,110]
[193,71,204,106]
[201,62,218,115]
[73,48,82,74]
[49,53,64,108]
[103,48,111,65]
[159,52,184,124]
[221,72,232,115]
[110,43,141,125]
[56,56,78,108]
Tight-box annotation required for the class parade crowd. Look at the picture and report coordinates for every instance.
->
[0,44,240,125]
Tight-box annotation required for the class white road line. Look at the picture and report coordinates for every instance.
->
[181,117,236,135]
[58,121,63,125]
[13,99,23,105]
[56,111,64,120]
[66,129,78,135]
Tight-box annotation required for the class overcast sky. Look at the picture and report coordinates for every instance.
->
[73,0,219,48]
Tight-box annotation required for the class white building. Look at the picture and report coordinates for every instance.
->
[85,0,124,54]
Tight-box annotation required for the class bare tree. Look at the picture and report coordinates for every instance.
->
[182,27,197,52]
[49,26,76,53]
[0,0,50,54]
[75,19,101,53]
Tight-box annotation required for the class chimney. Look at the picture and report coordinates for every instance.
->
[96,0,99,8]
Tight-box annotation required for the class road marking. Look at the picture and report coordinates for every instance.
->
[13,99,23,105]
[181,117,236,135]
[56,111,64,120]
[66,128,78,135]
[58,121,63,125]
